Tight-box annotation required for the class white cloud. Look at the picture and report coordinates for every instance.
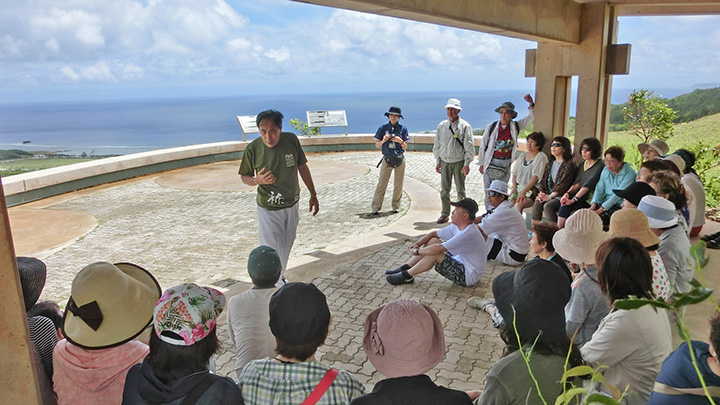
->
[44,37,60,54]
[0,34,24,59]
[267,47,290,63]
[121,63,143,80]
[60,61,116,82]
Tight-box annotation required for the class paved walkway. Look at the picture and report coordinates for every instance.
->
[8,150,720,392]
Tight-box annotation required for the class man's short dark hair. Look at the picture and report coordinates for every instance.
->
[256,110,284,128]
[580,137,602,160]
[531,222,559,253]
[148,327,219,384]
[604,146,625,162]
[274,327,329,362]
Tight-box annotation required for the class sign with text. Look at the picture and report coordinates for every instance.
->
[306,110,348,128]
[236,115,258,140]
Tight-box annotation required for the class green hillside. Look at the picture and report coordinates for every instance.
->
[609,87,720,130]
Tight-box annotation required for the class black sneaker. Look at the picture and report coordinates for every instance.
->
[385,266,405,275]
[386,272,414,285]
[701,231,720,242]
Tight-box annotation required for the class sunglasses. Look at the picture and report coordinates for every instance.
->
[551,143,563,147]
[488,191,503,197]
[581,146,591,151]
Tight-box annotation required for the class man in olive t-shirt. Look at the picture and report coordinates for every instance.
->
[239,110,319,282]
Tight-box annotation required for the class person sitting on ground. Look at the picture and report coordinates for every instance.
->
[474,256,581,405]
[638,139,670,161]
[122,283,244,404]
[227,245,282,379]
[28,300,64,340]
[553,209,610,347]
[371,106,409,215]
[608,208,671,302]
[386,198,487,286]
[351,299,473,405]
[638,195,694,294]
[637,159,669,183]
[647,170,691,237]
[18,257,58,404]
[648,312,720,404]
[475,180,529,266]
[581,237,672,405]
[614,181,657,209]
[238,282,366,404]
[590,146,637,231]
[509,131,547,212]
[674,148,706,238]
[554,137,604,229]
[54,262,161,405]
[532,136,577,226]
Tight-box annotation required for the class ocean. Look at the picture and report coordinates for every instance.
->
[0,88,688,156]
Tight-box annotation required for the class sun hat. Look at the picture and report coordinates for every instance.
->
[248,245,282,286]
[487,180,510,196]
[444,98,462,111]
[613,181,656,207]
[62,262,161,349]
[553,209,609,265]
[673,149,695,171]
[153,283,225,346]
[384,106,404,119]
[638,139,670,156]
[17,257,47,312]
[363,299,444,378]
[494,101,518,119]
[269,282,331,345]
[662,154,686,173]
[450,198,479,220]
[493,258,571,343]
[638,195,678,229]
[609,208,661,247]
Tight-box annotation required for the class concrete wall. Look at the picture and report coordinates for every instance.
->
[3,133,485,207]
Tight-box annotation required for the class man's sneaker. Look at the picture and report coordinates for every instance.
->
[385,266,405,275]
[386,271,414,285]
[467,297,495,312]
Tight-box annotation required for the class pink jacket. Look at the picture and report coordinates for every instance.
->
[52,339,148,405]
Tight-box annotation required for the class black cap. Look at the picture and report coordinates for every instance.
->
[450,198,479,220]
[613,181,656,207]
[269,282,331,345]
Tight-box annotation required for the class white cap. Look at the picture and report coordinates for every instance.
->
[488,180,509,196]
[444,98,462,111]
[638,195,678,229]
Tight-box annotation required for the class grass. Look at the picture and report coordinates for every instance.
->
[0,158,93,177]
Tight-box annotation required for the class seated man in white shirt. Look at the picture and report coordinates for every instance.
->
[475,180,530,266]
[385,198,488,287]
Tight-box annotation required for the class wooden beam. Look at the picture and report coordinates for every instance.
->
[292,0,582,44]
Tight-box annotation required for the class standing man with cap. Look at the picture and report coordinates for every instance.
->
[433,98,475,224]
[239,109,319,283]
[238,282,366,404]
[478,94,535,209]
[371,106,409,215]
[385,197,487,287]
[475,180,530,266]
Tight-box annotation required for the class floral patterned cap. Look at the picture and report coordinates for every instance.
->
[153,283,226,346]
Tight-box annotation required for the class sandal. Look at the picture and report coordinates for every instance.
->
[707,238,720,250]
[701,231,720,242]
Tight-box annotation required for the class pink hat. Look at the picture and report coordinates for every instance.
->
[363,299,444,378]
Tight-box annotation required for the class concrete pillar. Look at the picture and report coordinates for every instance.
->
[0,177,42,404]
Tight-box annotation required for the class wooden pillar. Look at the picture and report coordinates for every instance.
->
[0,176,42,404]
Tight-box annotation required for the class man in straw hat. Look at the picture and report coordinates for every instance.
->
[475,180,529,266]
[385,197,487,287]
[53,261,161,404]
[638,195,694,294]
[352,299,474,404]
[478,94,535,209]
[433,98,475,224]
[553,209,610,346]
[238,282,366,404]
[638,139,670,161]
[371,106,409,215]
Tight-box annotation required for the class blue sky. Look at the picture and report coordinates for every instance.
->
[1,0,719,103]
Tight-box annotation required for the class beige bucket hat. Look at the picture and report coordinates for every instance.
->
[553,209,609,265]
[609,208,661,247]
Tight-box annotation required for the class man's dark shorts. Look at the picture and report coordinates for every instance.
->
[434,252,467,286]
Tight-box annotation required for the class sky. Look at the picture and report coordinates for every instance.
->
[1,0,719,103]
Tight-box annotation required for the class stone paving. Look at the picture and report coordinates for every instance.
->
[18,150,528,391]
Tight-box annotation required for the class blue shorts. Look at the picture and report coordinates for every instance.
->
[434,253,467,286]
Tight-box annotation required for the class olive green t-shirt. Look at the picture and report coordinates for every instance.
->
[238,132,308,210]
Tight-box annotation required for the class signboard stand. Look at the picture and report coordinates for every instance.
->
[236,115,259,140]
[306,110,348,135]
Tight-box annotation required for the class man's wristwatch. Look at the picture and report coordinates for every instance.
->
[412,247,420,255]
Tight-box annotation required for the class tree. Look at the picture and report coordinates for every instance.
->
[623,89,677,144]
[288,118,320,136]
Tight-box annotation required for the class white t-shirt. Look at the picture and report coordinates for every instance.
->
[682,173,706,228]
[478,200,530,254]
[437,223,488,286]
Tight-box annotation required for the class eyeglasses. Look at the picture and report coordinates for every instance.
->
[551,143,562,147]
[488,191,503,197]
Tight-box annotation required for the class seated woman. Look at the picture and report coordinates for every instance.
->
[674,149,706,237]
[647,170,690,237]
[351,299,473,404]
[638,139,669,161]
[553,137,604,228]
[637,159,669,183]
[589,146,637,231]
[531,136,577,226]
[648,312,720,404]
[476,256,582,404]
[581,237,672,405]
[122,283,244,404]
[510,131,547,212]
